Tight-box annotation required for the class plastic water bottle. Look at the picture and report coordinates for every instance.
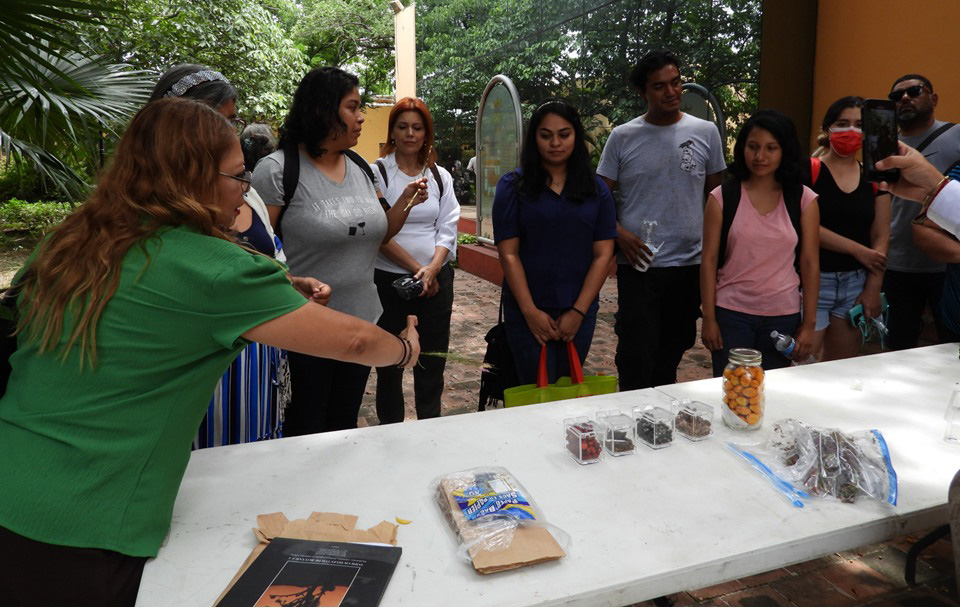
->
[770,330,797,359]
[770,330,817,365]
[634,220,659,272]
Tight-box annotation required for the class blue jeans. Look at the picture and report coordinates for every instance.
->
[816,269,866,331]
[710,306,801,377]
[503,300,599,385]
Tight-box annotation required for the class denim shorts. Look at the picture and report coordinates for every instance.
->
[816,269,866,331]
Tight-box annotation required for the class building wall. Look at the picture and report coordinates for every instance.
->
[811,0,960,148]
[355,105,393,163]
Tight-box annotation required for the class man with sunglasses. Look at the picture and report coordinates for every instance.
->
[884,74,960,349]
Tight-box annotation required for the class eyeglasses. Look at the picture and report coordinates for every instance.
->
[888,85,929,102]
[219,170,252,193]
[229,117,246,134]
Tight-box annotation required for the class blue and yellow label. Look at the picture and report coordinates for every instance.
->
[453,479,537,521]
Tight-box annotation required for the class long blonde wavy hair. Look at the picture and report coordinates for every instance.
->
[19,98,237,367]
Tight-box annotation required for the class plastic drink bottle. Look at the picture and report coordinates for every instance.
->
[770,330,797,359]
[634,220,659,272]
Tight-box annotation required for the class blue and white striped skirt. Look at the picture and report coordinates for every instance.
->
[193,342,291,449]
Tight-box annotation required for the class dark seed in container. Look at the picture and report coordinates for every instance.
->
[637,417,672,445]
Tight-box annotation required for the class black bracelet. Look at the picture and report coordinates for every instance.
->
[569,306,586,318]
[394,335,408,367]
[396,336,413,368]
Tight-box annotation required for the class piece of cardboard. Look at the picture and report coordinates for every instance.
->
[216,512,399,605]
[437,478,565,574]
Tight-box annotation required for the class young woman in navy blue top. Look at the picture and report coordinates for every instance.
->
[493,100,617,384]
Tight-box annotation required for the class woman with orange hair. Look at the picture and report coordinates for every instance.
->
[0,98,420,605]
[371,97,460,423]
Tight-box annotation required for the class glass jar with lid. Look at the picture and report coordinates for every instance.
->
[721,348,764,430]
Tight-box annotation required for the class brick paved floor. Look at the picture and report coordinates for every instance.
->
[359,269,957,606]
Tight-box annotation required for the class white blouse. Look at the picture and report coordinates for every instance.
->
[371,153,461,274]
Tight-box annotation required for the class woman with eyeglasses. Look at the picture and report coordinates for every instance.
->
[151,65,330,447]
[0,98,420,604]
[807,96,891,360]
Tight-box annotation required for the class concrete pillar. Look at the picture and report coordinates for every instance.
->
[392,1,416,100]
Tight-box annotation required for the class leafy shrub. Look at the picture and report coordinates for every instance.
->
[0,199,74,244]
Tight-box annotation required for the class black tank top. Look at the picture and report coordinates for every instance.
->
[813,163,875,272]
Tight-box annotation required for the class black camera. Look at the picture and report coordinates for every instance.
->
[392,276,423,300]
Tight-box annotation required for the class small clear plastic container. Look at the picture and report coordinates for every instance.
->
[672,399,714,442]
[564,417,602,464]
[633,405,674,449]
[596,409,636,456]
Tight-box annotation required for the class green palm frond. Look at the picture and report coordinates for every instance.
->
[0,42,155,197]
[0,0,118,89]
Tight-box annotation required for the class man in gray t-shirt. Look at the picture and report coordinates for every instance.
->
[596,50,725,390]
[884,74,960,349]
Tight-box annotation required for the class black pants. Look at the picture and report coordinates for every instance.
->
[283,353,370,435]
[0,525,147,606]
[883,269,947,350]
[615,264,701,390]
[373,265,454,424]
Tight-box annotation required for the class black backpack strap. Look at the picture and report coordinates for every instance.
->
[717,178,742,269]
[275,142,301,241]
[375,160,388,189]
[429,164,444,198]
[916,122,956,153]
[344,149,377,187]
[783,182,804,275]
[344,149,388,210]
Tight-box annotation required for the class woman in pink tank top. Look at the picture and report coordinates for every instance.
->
[700,110,820,376]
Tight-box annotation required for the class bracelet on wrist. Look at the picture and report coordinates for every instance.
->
[569,306,586,318]
[920,175,951,215]
[394,335,408,367]
[395,336,413,368]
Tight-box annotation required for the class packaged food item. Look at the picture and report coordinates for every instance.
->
[721,348,764,430]
[731,419,899,505]
[564,417,602,464]
[673,399,713,441]
[432,467,570,573]
[633,405,674,449]
[596,409,636,456]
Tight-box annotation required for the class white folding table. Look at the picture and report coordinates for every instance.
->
[136,344,960,606]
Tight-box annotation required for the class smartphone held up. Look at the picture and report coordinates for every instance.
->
[861,98,899,183]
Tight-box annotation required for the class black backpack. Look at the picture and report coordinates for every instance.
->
[274,142,384,239]
[0,270,31,397]
[717,178,803,274]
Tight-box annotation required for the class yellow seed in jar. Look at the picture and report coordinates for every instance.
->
[752,368,764,382]
[735,396,748,407]
[743,387,757,398]
[733,367,746,377]
[746,413,760,425]
[735,406,751,416]
[740,375,751,387]
[749,403,761,413]
[733,384,743,394]
[750,379,760,388]
[723,380,733,391]
[723,369,735,380]
[748,395,761,406]
[728,401,738,410]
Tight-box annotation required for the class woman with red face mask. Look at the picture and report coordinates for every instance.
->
[808,96,891,360]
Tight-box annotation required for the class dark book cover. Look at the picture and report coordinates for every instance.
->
[217,538,402,607]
